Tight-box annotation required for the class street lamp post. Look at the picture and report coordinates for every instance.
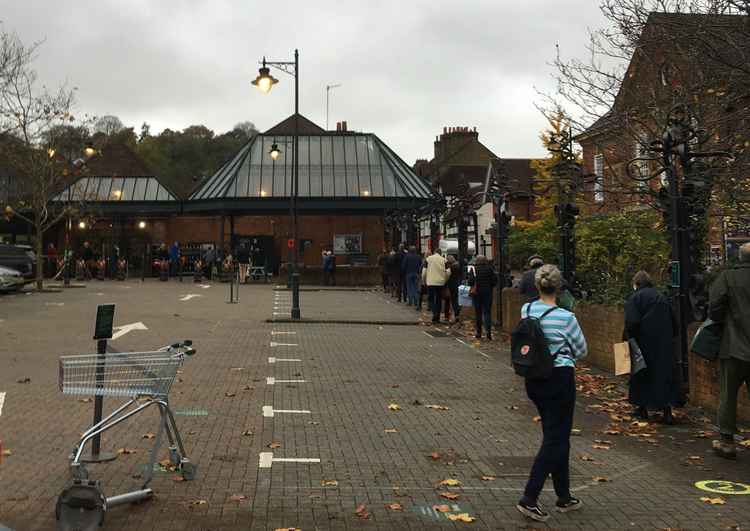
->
[253,49,301,320]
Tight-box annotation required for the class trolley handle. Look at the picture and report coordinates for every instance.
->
[161,340,197,356]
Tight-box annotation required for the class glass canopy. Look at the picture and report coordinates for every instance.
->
[53,176,178,202]
[191,133,434,200]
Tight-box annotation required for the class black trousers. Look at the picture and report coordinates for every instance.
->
[428,286,443,322]
[522,367,576,504]
[472,288,493,335]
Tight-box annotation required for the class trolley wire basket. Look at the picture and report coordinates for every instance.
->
[59,351,185,398]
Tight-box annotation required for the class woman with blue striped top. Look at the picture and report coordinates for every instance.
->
[516,264,588,523]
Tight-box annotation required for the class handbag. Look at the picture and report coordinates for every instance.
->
[613,342,630,375]
[691,319,723,361]
[628,338,647,374]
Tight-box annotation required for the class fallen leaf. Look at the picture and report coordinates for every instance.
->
[388,403,402,411]
[355,503,370,519]
[386,502,403,511]
[429,452,441,460]
[142,433,156,439]
[433,504,451,512]
[631,421,649,428]
[579,454,596,461]
[571,428,582,436]
[16,377,30,384]
[481,475,496,481]
[532,415,541,422]
[738,440,750,448]
[1,449,12,457]
[440,492,460,500]
[267,442,281,449]
[384,428,398,433]
[172,475,185,482]
[447,513,476,522]
[321,479,338,486]
[694,431,714,439]
[592,476,610,482]
[426,404,450,411]
[506,405,519,410]
[189,499,208,507]
[225,392,236,398]
[604,429,621,436]
[243,385,254,391]
[688,455,703,460]
[78,398,93,403]
[117,448,137,455]
[242,430,254,436]
[229,494,247,502]
[592,444,611,450]
[700,496,726,505]
[439,479,461,487]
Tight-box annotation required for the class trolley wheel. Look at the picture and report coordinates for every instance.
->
[56,480,106,531]
[169,447,181,466]
[180,459,197,481]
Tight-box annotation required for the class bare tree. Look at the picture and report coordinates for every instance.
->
[93,114,124,137]
[0,30,89,290]
[232,121,259,139]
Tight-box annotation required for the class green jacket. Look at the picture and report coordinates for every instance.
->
[709,262,750,362]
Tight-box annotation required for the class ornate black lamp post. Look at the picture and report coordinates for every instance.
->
[626,103,733,388]
[253,50,301,320]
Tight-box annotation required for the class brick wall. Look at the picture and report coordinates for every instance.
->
[500,288,749,421]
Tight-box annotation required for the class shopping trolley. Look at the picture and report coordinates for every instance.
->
[56,340,196,531]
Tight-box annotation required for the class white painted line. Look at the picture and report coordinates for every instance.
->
[179,294,201,301]
[198,284,211,289]
[270,342,298,347]
[111,321,148,340]
[271,331,297,335]
[272,312,287,316]
[266,377,307,385]
[455,337,490,359]
[259,452,320,469]
[262,405,312,418]
[45,302,64,306]
[259,452,274,468]
[268,357,302,364]
[0,392,5,416]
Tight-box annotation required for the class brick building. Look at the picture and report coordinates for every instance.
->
[42,114,434,277]
[414,126,538,257]
[575,12,750,263]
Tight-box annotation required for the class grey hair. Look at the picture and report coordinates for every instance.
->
[475,255,488,265]
[535,264,562,295]
[740,242,750,263]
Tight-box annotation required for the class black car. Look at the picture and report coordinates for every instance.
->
[0,243,36,279]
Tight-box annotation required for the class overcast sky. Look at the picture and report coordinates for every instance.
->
[2,0,606,163]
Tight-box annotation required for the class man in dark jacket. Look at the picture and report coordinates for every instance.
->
[709,242,750,459]
[401,246,422,306]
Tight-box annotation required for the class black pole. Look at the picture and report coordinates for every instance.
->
[495,196,505,328]
[291,49,301,320]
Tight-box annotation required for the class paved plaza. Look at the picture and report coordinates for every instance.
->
[0,280,749,530]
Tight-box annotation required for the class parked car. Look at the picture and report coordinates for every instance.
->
[0,243,36,279]
[0,264,25,292]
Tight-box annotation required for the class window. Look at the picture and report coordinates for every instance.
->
[593,154,605,203]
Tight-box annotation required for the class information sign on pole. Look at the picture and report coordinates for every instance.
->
[93,304,115,340]
[669,261,681,288]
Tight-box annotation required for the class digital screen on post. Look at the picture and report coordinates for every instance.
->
[93,304,115,340]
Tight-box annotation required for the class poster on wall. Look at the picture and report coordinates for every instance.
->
[333,233,363,254]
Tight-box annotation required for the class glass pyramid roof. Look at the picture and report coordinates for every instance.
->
[191,133,434,201]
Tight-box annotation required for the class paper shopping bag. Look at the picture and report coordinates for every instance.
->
[613,342,631,376]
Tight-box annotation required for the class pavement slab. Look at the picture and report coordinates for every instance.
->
[0,280,748,530]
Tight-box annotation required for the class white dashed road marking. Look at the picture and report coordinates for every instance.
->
[258,452,320,469]
[111,322,148,340]
[268,357,302,364]
[270,342,298,347]
[271,331,296,335]
[266,377,307,385]
[179,294,201,301]
[0,392,5,416]
[262,405,311,418]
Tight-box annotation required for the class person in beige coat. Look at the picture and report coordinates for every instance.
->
[423,250,450,323]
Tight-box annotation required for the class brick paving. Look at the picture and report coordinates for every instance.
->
[0,280,749,530]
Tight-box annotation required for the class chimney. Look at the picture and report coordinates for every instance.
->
[342,120,347,132]
[336,122,342,132]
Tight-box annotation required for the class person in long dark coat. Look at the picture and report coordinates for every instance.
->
[623,271,678,424]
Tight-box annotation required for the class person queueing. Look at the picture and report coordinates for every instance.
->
[402,246,422,306]
[423,249,450,323]
[623,271,678,424]
[709,242,750,459]
[468,255,496,339]
[517,265,587,523]
[519,256,544,302]
[236,243,250,284]
[445,255,462,323]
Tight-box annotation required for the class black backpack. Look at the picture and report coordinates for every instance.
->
[511,302,558,380]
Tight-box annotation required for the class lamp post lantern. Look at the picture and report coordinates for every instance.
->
[253,49,301,320]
